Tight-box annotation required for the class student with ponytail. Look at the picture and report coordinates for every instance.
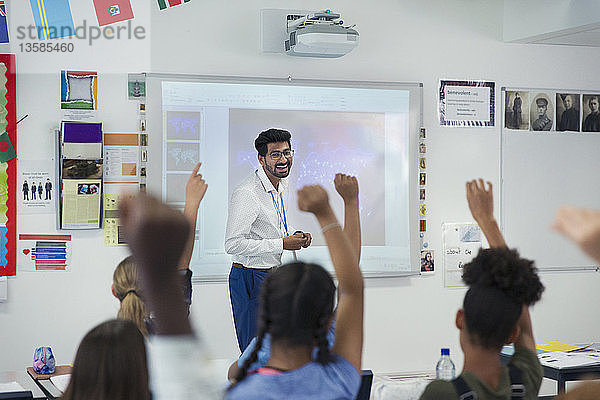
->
[227,181,364,399]
[112,256,148,335]
[112,162,207,334]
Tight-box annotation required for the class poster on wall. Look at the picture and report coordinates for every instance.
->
[18,160,56,215]
[103,182,138,246]
[104,133,139,180]
[18,234,71,271]
[442,222,484,288]
[0,54,16,277]
[60,179,102,229]
[439,80,495,127]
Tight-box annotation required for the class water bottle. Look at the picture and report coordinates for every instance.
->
[436,348,456,380]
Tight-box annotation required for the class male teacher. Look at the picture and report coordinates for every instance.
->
[225,128,311,351]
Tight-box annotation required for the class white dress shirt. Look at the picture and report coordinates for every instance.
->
[224,167,290,269]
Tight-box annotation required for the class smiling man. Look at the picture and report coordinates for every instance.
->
[225,128,312,351]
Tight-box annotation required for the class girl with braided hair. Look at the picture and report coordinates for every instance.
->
[227,173,361,380]
[227,181,364,399]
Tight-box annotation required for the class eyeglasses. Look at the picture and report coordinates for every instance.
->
[268,150,295,160]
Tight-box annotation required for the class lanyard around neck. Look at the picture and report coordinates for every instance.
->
[270,191,289,237]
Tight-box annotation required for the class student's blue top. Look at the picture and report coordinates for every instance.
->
[227,354,360,400]
[237,320,336,371]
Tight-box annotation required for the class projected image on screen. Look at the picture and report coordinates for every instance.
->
[155,79,417,276]
[166,142,200,172]
[166,111,201,140]
[229,109,385,246]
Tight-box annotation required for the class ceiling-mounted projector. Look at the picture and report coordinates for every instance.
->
[284,10,358,58]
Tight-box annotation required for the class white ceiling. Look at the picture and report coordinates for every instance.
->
[503,0,600,47]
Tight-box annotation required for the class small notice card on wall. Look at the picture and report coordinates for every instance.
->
[442,222,484,288]
[439,80,495,127]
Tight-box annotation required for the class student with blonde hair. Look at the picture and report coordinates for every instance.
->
[112,162,207,334]
[112,256,147,335]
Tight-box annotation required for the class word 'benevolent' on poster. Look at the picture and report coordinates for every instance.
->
[439,80,495,127]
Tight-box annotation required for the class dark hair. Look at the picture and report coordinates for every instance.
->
[61,319,148,400]
[461,247,544,349]
[232,262,335,387]
[254,128,291,157]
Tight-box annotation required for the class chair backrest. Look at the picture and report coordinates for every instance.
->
[355,370,373,400]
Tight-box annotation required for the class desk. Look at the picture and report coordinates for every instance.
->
[500,346,600,394]
[0,371,45,399]
[25,366,70,400]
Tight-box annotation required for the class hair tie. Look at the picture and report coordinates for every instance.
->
[125,289,137,297]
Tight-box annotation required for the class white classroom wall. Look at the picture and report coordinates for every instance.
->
[2,1,600,396]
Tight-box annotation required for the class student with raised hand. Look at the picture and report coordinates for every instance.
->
[227,173,361,380]
[111,162,207,334]
[553,206,600,264]
[61,319,149,400]
[227,183,364,399]
[420,179,545,400]
[552,208,600,400]
[120,193,222,400]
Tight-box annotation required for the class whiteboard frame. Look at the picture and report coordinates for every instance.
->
[145,74,423,282]
[500,86,599,273]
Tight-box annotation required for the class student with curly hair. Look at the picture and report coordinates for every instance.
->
[420,179,545,400]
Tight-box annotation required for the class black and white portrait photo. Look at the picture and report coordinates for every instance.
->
[582,94,600,132]
[556,93,580,132]
[505,91,529,130]
[530,93,553,131]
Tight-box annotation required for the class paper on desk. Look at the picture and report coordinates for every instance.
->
[539,351,600,369]
[50,374,70,393]
[0,381,26,393]
[536,340,594,353]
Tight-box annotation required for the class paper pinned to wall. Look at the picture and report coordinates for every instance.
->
[103,182,138,246]
[18,160,56,215]
[104,133,139,180]
[60,179,101,229]
[18,234,72,271]
[442,222,484,288]
[61,71,98,110]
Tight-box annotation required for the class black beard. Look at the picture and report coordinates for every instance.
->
[265,161,291,178]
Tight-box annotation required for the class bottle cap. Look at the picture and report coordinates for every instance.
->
[441,348,450,356]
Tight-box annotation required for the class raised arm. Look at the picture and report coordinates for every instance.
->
[514,305,535,352]
[466,179,506,248]
[177,162,208,271]
[553,206,600,264]
[335,174,361,263]
[121,195,192,335]
[297,185,363,371]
